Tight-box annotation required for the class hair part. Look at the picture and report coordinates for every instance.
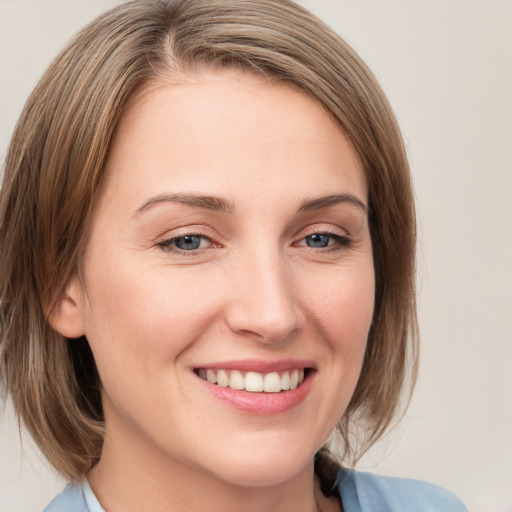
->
[1,0,417,483]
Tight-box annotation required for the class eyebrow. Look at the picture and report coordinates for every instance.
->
[134,193,236,215]
[134,192,367,217]
[298,194,368,215]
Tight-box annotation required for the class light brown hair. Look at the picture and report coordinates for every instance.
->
[0,0,417,486]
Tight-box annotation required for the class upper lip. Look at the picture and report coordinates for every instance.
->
[193,359,316,373]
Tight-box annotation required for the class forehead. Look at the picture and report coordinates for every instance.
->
[101,69,367,210]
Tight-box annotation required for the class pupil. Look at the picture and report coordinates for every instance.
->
[307,234,329,248]
[176,235,201,250]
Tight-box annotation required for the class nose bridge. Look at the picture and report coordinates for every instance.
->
[226,243,300,342]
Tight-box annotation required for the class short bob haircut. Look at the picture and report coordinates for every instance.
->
[0,0,417,485]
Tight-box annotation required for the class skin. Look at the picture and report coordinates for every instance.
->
[53,70,375,512]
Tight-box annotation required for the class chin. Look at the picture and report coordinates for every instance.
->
[198,443,316,488]
[216,465,307,488]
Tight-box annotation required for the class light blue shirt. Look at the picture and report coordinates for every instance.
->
[43,468,469,511]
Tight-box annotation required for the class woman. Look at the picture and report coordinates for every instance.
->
[0,1,468,511]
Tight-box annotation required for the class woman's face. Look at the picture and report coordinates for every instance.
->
[65,70,374,486]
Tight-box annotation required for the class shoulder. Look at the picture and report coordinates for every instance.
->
[43,484,87,512]
[337,469,469,512]
[43,481,103,512]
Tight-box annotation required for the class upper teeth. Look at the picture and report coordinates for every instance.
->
[198,369,305,393]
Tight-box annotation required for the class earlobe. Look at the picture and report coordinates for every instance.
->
[47,277,86,339]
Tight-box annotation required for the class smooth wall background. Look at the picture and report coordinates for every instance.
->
[1,1,511,511]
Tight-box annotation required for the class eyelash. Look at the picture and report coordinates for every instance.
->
[156,233,215,254]
[295,230,352,252]
[155,228,352,255]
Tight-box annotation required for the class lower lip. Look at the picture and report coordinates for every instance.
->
[197,372,314,415]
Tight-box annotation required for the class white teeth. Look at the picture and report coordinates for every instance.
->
[229,370,245,390]
[281,371,290,390]
[217,369,229,388]
[198,368,308,393]
[263,372,282,393]
[206,369,217,384]
[289,369,299,390]
[245,371,264,392]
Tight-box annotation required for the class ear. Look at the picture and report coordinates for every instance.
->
[47,276,86,339]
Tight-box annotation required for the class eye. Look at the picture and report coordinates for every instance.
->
[296,231,352,250]
[305,233,332,248]
[157,234,213,253]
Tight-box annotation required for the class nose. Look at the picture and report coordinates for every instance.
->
[224,252,302,344]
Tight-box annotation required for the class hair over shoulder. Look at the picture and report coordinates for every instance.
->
[0,0,417,483]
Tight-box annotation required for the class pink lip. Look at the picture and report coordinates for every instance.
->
[193,360,316,415]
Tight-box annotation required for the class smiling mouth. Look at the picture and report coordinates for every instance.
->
[195,368,309,393]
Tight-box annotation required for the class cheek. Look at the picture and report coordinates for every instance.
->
[298,263,374,438]
[79,270,218,422]
[80,254,223,371]
[305,263,375,353]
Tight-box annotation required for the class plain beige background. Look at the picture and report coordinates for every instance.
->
[1,1,511,511]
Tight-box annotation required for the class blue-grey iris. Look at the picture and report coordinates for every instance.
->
[306,234,330,248]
